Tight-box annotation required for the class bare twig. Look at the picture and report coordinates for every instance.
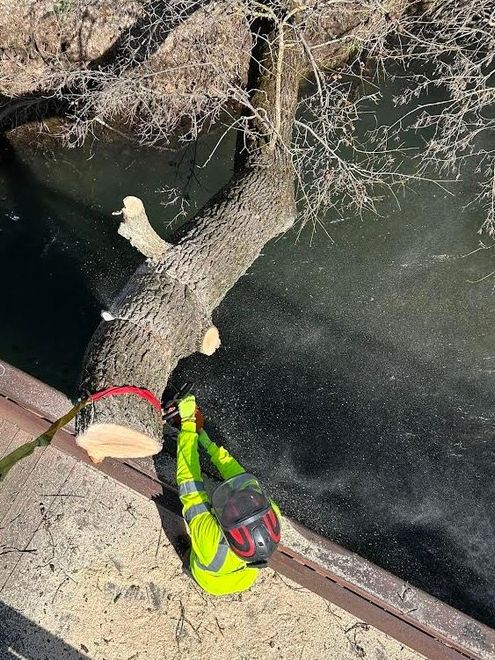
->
[0,546,37,556]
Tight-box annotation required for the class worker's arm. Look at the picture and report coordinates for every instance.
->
[176,428,211,518]
[198,429,246,480]
[176,396,225,568]
[271,499,281,519]
[177,429,227,567]
[176,395,210,525]
[198,429,281,515]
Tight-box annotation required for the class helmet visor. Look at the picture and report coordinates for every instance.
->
[212,473,270,528]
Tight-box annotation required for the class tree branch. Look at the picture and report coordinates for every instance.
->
[117,196,170,259]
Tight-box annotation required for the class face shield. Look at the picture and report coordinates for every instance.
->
[212,473,271,529]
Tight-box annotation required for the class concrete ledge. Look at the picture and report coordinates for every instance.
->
[280,520,494,659]
[0,360,74,427]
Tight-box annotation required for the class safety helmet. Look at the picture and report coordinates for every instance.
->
[212,473,281,567]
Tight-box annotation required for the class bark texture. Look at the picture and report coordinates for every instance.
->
[77,24,301,461]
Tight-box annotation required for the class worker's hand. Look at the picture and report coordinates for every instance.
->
[178,394,197,432]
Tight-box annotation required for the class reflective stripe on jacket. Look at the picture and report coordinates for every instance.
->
[176,428,259,596]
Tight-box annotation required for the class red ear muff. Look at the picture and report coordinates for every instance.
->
[262,510,281,543]
[226,526,256,558]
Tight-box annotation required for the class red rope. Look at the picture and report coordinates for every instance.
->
[89,386,162,413]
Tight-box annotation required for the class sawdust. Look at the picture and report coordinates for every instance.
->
[0,455,422,660]
[46,519,421,660]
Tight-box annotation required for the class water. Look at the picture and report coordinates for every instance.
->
[0,130,234,391]
[175,173,495,627]
[1,113,495,626]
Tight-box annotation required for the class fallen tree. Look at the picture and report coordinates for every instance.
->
[75,0,410,461]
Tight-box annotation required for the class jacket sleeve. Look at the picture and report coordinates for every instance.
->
[176,428,211,523]
[197,430,282,518]
[198,429,246,480]
[176,428,224,566]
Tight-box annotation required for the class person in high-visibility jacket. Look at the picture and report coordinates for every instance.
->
[176,393,281,596]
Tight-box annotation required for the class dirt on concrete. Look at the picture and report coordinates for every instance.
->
[0,448,422,660]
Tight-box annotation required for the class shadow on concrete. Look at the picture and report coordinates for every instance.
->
[0,601,86,659]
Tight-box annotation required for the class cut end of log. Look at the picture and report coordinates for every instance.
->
[76,423,162,463]
[101,310,115,322]
[200,325,221,356]
[123,195,145,215]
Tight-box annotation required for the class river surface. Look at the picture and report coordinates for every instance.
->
[1,100,495,626]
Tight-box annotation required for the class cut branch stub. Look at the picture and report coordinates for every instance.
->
[200,325,221,356]
[117,196,170,259]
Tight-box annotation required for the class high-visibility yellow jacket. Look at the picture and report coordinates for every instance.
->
[176,427,278,596]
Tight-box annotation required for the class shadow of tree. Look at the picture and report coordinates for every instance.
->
[0,600,86,659]
[0,1,205,131]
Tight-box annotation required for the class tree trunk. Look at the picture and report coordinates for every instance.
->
[76,24,302,462]
[76,0,410,462]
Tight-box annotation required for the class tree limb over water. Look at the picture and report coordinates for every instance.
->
[75,0,411,460]
[0,1,493,457]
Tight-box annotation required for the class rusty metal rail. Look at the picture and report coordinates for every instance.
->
[1,360,494,660]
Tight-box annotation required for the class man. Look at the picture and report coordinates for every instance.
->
[176,393,281,596]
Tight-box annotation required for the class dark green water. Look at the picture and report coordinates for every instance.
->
[0,130,234,391]
[1,109,495,627]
